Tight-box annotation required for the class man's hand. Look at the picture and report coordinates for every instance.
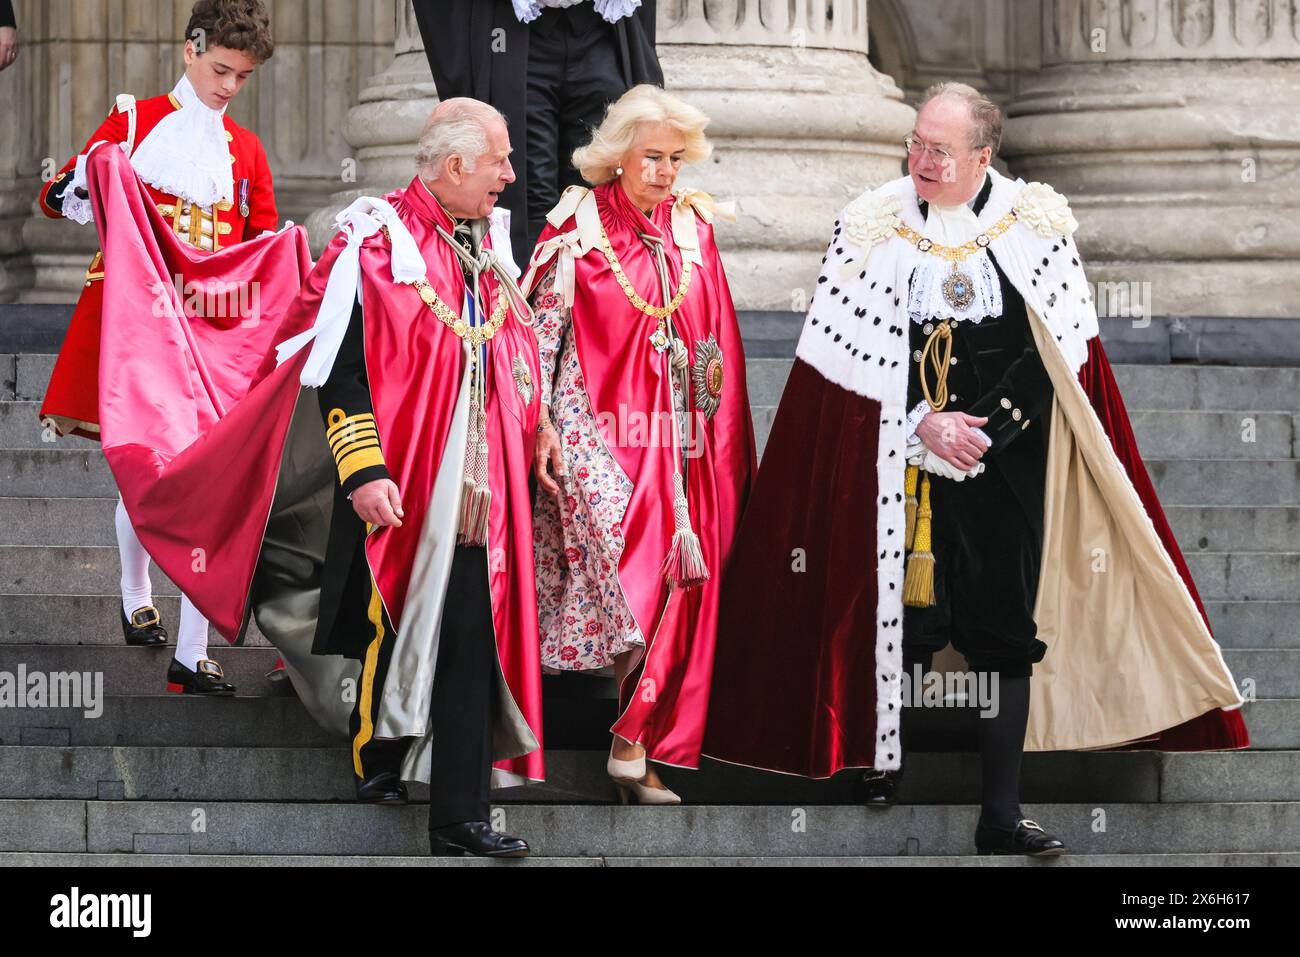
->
[0,27,18,72]
[534,416,566,496]
[352,478,404,527]
[915,411,990,471]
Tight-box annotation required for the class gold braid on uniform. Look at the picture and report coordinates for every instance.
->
[904,319,954,609]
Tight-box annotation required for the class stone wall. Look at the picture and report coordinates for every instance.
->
[2,0,1297,323]
[0,0,394,302]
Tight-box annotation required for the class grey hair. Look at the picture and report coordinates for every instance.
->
[414,98,507,179]
[919,82,1003,156]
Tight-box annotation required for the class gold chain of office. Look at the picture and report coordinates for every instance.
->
[892,208,1018,263]
[410,277,510,349]
[598,226,693,321]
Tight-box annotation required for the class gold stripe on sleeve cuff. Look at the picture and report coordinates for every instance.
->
[337,446,387,486]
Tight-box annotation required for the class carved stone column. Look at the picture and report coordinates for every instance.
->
[9,0,393,303]
[304,0,434,245]
[1003,0,1300,319]
[653,1,915,308]
[309,0,916,310]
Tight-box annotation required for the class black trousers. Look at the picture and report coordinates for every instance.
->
[348,545,497,830]
[525,5,627,246]
[902,461,1048,678]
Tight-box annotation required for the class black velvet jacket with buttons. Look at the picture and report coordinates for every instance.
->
[906,174,1054,529]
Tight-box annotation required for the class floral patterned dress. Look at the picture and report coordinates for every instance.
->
[531,261,688,672]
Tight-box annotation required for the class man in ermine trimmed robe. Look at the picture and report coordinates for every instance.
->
[705,83,1247,857]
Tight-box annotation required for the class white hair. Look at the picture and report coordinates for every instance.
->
[414,98,506,179]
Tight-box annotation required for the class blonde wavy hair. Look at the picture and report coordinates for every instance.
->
[572,85,713,186]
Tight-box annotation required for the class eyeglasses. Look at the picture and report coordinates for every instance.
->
[904,135,955,162]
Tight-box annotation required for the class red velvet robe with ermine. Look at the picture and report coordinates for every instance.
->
[704,169,1248,779]
[524,181,756,768]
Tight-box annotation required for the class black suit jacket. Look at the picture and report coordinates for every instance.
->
[410,0,662,255]
[312,300,389,659]
[910,177,1054,534]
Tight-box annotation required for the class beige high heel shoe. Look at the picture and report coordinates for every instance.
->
[607,742,681,805]
[615,778,682,806]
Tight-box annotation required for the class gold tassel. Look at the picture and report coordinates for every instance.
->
[904,464,919,548]
[662,472,709,589]
[903,472,936,607]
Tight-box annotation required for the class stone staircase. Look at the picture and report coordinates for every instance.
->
[1,335,1297,866]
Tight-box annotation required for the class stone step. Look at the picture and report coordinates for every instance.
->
[1206,601,1300,649]
[0,451,118,498]
[3,746,1297,805]
[1127,410,1295,460]
[1182,552,1300,602]
[6,799,1300,856]
[0,595,271,646]
[0,546,181,596]
[1171,506,1300,554]
[16,400,1291,464]
[2,690,1289,750]
[0,498,119,548]
[0,645,281,696]
[1110,364,1300,413]
[6,851,1299,866]
[0,595,1287,650]
[3,543,1292,602]
[2,496,1295,559]
[1143,459,1300,506]
[1,694,337,748]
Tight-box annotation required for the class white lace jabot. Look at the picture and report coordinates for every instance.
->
[130,73,235,209]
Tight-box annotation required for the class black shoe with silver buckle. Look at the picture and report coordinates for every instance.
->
[356,770,408,805]
[121,605,168,647]
[854,767,903,808]
[166,658,236,696]
[974,818,1066,857]
[430,821,529,859]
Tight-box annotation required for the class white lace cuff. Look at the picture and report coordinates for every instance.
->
[904,400,930,446]
[60,152,95,225]
[594,0,642,22]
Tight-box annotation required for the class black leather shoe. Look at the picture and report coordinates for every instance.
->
[121,605,168,647]
[854,767,902,808]
[975,818,1066,857]
[430,821,529,859]
[356,770,408,805]
[165,658,236,696]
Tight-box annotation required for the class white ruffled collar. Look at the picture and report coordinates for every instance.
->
[129,74,234,208]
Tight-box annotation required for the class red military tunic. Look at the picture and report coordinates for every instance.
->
[38,91,278,439]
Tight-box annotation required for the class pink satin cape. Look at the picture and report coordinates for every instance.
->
[529,181,756,767]
[87,146,544,779]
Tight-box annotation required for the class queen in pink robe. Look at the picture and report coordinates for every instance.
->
[522,86,756,803]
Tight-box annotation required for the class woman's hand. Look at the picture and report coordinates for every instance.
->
[352,478,404,528]
[534,411,566,496]
[915,411,990,471]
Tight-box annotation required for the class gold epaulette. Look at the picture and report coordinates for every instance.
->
[327,409,385,485]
